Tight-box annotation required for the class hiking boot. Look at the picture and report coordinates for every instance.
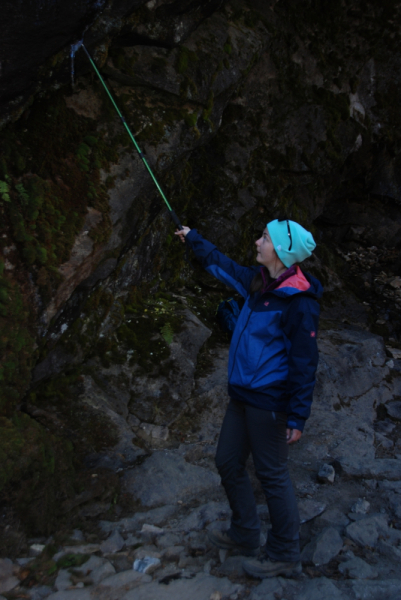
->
[207,529,259,556]
[242,555,302,579]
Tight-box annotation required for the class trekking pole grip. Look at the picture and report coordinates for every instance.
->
[170,210,183,230]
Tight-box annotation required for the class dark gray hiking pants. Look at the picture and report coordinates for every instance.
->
[215,399,300,562]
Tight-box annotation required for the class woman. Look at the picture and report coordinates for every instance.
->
[175,218,322,579]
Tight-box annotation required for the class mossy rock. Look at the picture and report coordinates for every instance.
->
[0,268,35,414]
[32,369,120,454]
[0,412,75,534]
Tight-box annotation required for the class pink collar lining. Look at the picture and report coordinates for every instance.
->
[261,265,310,293]
[277,266,310,291]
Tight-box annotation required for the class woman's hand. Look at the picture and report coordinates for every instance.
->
[286,428,302,445]
[174,226,191,243]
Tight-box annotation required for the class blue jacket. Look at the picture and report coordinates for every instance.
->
[186,229,323,431]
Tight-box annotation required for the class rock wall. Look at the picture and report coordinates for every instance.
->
[1,0,401,531]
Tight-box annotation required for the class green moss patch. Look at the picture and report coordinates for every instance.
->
[0,412,75,534]
[177,46,199,75]
[0,86,127,415]
[0,91,114,277]
[114,289,185,372]
[0,265,35,414]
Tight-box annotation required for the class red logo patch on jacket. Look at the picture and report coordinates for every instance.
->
[264,301,269,307]
[310,331,316,338]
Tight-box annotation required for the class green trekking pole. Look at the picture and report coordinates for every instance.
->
[74,42,184,231]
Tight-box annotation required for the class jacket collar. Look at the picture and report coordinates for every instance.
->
[261,265,300,294]
[276,266,311,292]
[261,266,323,299]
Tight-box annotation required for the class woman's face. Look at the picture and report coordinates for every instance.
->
[255,228,284,269]
[255,228,277,268]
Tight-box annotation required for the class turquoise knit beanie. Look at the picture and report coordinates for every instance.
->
[267,219,316,267]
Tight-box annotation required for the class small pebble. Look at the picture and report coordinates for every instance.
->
[141,524,164,534]
[317,463,335,484]
[351,499,370,514]
[70,529,85,542]
[29,544,46,557]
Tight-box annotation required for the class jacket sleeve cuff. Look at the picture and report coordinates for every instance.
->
[186,229,198,243]
[286,417,306,432]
